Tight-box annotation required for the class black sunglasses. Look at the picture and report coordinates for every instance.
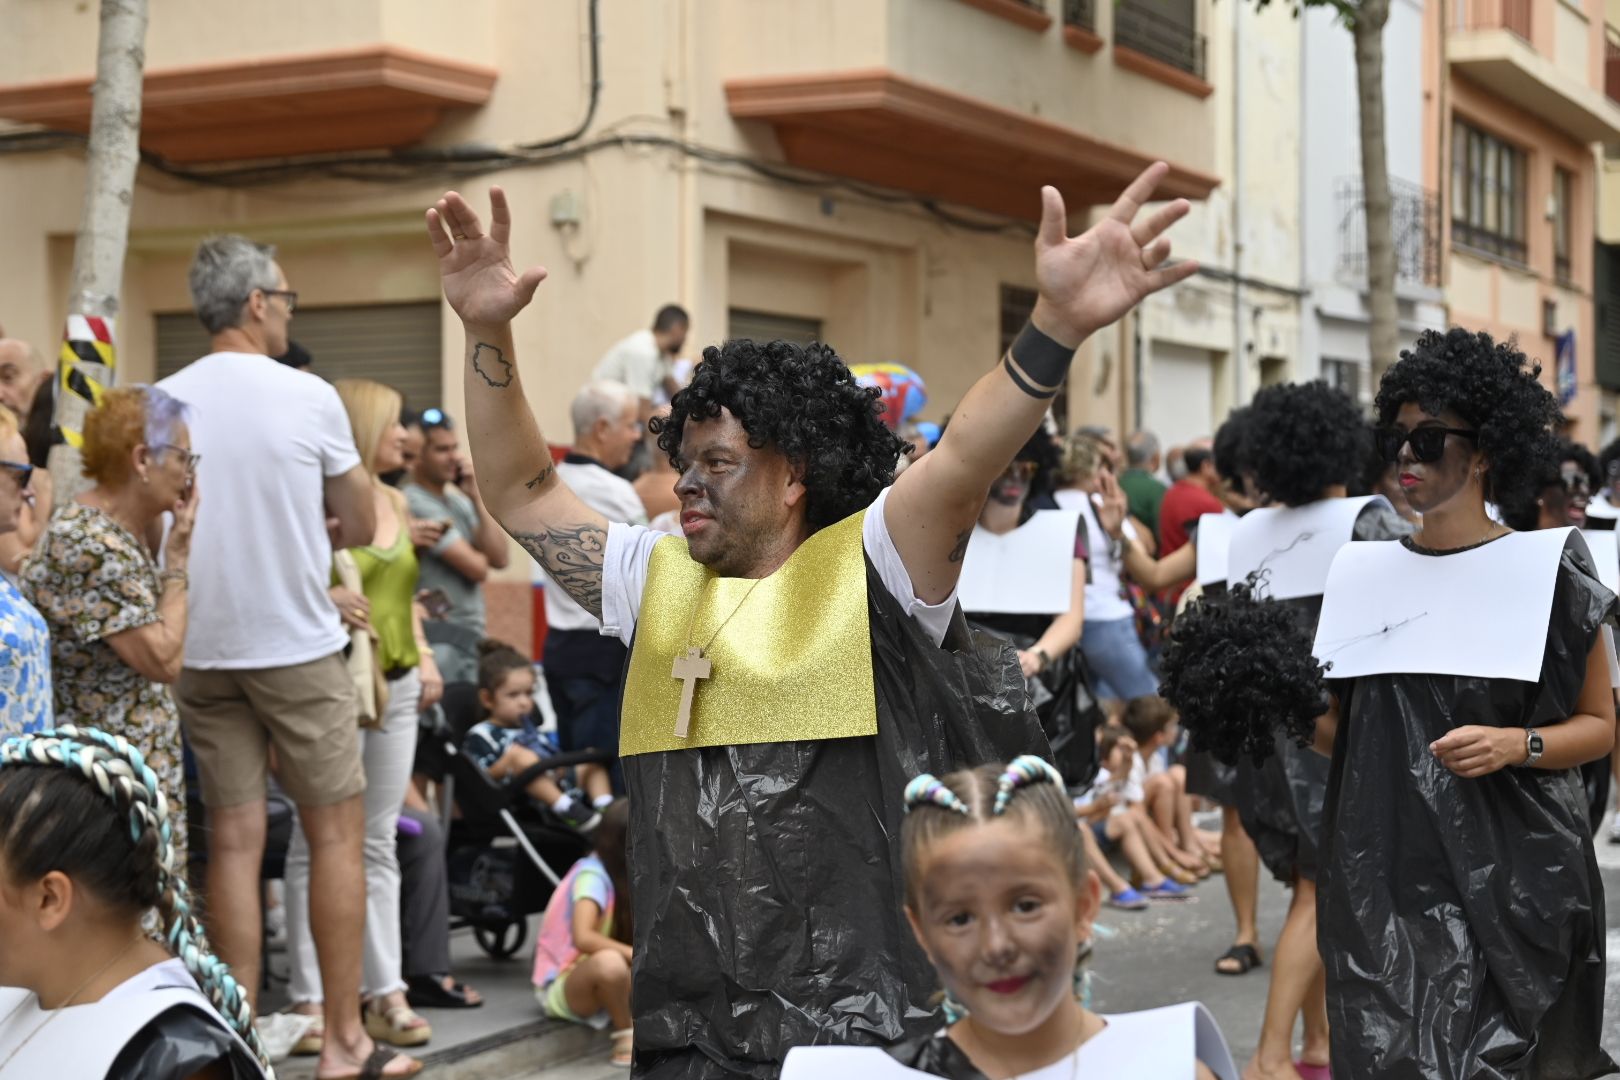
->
[1375,426,1478,464]
[0,460,33,489]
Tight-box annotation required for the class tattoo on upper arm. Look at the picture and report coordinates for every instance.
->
[948,528,972,563]
[511,522,607,617]
[471,342,513,388]
[525,464,555,490]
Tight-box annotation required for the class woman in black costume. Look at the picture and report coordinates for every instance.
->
[1316,328,1616,1079]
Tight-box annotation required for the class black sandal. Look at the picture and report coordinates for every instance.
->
[1215,943,1263,975]
[405,973,484,1010]
[323,1046,423,1080]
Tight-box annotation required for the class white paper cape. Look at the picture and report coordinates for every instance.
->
[1227,495,1384,601]
[957,509,1080,616]
[1195,511,1239,587]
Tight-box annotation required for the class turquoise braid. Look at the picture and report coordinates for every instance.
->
[904,774,971,816]
[0,727,273,1075]
[992,754,1065,816]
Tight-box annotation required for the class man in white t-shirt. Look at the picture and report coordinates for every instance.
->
[158,235,416,1079]
[591,304,688,418]
[540,380,646,797]
[424,167,1196,1076]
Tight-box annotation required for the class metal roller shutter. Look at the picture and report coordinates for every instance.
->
[726,308,823,346]
[154,301,444,412]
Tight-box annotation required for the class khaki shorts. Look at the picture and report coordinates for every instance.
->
[178,652,367,809]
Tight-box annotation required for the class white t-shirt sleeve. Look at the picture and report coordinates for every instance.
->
[314,383,363,477]
[863,487,957,648]
[600,522,664,645]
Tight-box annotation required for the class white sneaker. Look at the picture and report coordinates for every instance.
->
[1608,814,1620,844]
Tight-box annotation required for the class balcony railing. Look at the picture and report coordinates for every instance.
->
[1064,0,1096,33]
[1115,1,1206,80]
[1454,0,1532,42]
[1336,176,1442,289]
[1607,24,1620,105]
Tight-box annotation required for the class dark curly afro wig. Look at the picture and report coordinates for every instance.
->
[652,339,909,531]
[1244,381,1367,508]
[1213,405,1254,489]
[1498,437,1601,531]
[1159,576,1329,767]
[1374,328,1559,511]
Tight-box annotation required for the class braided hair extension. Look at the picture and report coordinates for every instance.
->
[1158,578,1328,767]
[900,758,1083,908]
[0,727,272,1073]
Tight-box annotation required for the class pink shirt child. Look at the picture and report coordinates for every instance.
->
[533,853,615,988]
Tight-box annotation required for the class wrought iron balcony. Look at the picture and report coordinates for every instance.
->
[1336,176,1442,289]
[1064,0,1096,33]
[1115,1,1206,81]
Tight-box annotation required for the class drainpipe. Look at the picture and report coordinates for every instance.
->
[1232,0,1247,405]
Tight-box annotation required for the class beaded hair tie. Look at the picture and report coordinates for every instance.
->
[993,754,1065,815]
[904,773,970,816]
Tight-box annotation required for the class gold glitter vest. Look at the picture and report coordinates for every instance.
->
[618,508,878,757]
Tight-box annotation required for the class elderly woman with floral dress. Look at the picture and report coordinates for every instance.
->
[22,385,199,866]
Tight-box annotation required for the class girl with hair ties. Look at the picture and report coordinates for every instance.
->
[1306,329,1616,1079]
[0,726,270,1078]
[782,757,1239,1080]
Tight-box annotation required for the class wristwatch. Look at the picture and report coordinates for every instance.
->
[1522,728,1544,767]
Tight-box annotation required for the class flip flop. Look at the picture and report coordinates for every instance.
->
[319,1047,424,1080]
[1215,943,1263,975]
[1106,887,1150,911]
[405,974,484,1010]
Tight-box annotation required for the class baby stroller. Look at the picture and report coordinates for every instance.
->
[432,682,614,959]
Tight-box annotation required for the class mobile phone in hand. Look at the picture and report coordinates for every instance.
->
[417,587,452,620]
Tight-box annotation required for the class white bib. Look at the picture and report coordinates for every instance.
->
[958,510,1081,616]
[1228,495,1383,601]
[1312,528,1596,682]
[1195,511,1239,586]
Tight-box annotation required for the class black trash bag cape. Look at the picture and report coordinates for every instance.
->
[106,1006,266,1080]
[623,556,1050,1079]
[1319,535,1617,1079]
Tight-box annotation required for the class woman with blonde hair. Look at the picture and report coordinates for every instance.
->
[21,384,199,865]
[283,377,443,1064]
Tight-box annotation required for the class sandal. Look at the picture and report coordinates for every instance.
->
[1106,887,1150,911]
[1215,943,1263,975]
[364,999,433,1048]
[1295,1062,1331,1080]
[292,1012,325,1056]
[611,1027,634,1068]
[405,973,484,1010]
[320,1046,424,1080]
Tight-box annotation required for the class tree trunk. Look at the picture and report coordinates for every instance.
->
[1353,0,1397,388]
[48,0,148,499]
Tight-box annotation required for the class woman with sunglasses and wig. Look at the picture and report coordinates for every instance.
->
[0,402,48,733]
[1310,328,1616,1078]
[20,385,200,871]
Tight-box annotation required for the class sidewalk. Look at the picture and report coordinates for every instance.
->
[264,913,622,1080]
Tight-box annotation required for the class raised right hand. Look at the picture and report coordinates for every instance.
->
[1095,470,1128,538]
[164,479,199,567]
[426,187,549,329]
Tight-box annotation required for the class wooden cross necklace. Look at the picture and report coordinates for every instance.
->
[672,578,763,738]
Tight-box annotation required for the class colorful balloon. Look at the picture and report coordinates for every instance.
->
[850,362,927,431]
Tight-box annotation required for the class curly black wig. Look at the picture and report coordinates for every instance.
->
[1159,577,1329,767]
[1561,437,1601,491]
[651,339,910,531]
[1244,381,1367,508]
[1014,427,1062,504]
[1498,436,1600,531]
[1212,406,1253,488]
[1374,328,1559,510]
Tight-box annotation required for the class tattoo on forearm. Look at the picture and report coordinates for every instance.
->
[512,522,607,617]
[525,464,555,490]
[948,528,972,563]
[471,342,513,388]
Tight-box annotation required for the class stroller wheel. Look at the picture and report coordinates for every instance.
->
[474,919,529,960]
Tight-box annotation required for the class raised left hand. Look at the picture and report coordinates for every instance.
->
[1031,162,1198,345]
[1430,725,1526,778]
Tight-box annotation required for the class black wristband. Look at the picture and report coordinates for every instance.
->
[1002,356,1059,400]
[1008,320,1076,392]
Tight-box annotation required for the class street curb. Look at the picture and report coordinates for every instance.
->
[274,1018,605,1080]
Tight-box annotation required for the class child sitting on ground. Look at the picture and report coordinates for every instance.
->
[782,756,1239,1079]
[532,799,634,1068]
[1074,728,1190,901]
[0,727,277,1080]
[463,641,609,832]
[1122,696,1221,877]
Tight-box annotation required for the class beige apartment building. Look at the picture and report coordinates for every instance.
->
[0,0,1219,645]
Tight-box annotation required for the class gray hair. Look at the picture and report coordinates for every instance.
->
[140,383,192,448]
[189,235,279,334]
[1126,430,1160,467]
[570,379,638,440]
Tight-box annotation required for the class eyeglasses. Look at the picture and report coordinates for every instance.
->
[154,444,202,473]
[256,288,298,312]
[1375,426,1478,464]
[0,460,33,490]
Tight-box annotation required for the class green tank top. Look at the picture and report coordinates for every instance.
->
[352,519,421,673]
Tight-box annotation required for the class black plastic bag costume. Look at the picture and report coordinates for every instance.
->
[1319,535,1616,1079]
[623,558,1049,1079]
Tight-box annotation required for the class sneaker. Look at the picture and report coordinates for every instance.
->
[1609,815,1620,844]
[1106,887,1150,911]
[1143,879,1191,900]
[558,802,603,834]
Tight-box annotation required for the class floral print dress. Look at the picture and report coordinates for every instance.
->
[0,574,50,735]
[22,503,187,868]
